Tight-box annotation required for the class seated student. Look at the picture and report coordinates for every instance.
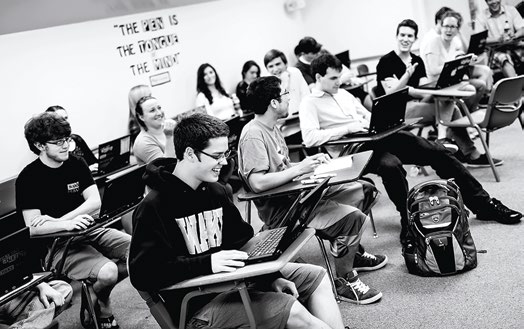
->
[422,10,492,113]
[236,60,261,112]
[0,280,72,328]
[16,112,131,329]
[299,53,522,245]
[196,63,237,121]
[376,19,503,168]
[294,37,373,111]
[45,105,102,172]
[264,49,310,116]
[129,113,347,329]
[476,0,524,77]
[238,76,387,305]
[132,96,177,165]
[128,85,152,142]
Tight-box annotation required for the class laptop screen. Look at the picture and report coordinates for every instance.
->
[467,30,488,55]
[335,50,351,69]
[436,55,473,89]
[369,87,409,134]
[98,165,146,220]
[0,227,34,294]
[0,176,16,218]
[98,135,131,175]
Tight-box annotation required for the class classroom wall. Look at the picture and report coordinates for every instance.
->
[0,0,471,181]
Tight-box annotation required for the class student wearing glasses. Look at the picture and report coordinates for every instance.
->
[16,112,130,329]
[132,95,177,165]
[422,10,492,113]
[130,113,347,329]
[238,76,388,305]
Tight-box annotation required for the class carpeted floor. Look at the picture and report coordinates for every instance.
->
[55,121,524,328]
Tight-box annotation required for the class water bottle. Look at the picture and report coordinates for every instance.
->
[232,93,242,116]
[503,20,511,41]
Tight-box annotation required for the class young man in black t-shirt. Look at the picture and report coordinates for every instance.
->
[16,112,130,329]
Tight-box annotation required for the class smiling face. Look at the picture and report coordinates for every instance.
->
[441,16,459,42]
[486,0,501,14]
[317,67,342,94]
[138,98,165,130]
[38,137,71,165]
[396,26,416,53]
[266,57,287,77]
[203,66,217,86]
[194,136,229,183]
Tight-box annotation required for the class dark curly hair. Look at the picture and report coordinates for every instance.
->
[246,76,282,115]
[24,112,71,155]
[196,63,229,105]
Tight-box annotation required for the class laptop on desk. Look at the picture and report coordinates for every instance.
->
[418,55,473,90]
[96,135,132,176]
[91,165,146,223]
[0,176,17,218]
[0,227,35,295]
[240,177,330,265]
[350,87,409,137]
[467,30,488,55]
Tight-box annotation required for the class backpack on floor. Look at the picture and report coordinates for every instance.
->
[402,179,477,276]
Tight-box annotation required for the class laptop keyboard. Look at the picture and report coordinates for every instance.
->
[248,227,287,257]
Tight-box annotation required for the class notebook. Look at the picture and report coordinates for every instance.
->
[91,165,146,223]
[0,227,34,295]
[350,87,409,137]
[467,30,488,55]
[418,55,473,90]
[97,135,131,175]
[0,176,16,218]
[240,177,330,265]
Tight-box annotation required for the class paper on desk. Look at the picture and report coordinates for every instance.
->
[314,155,353,175]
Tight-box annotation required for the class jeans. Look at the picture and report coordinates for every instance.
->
[361,130,490,230]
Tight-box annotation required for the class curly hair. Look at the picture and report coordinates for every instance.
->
[24,112,71,155]
[246,76,282,115]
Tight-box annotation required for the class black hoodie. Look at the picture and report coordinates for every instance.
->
[128,157,254,293]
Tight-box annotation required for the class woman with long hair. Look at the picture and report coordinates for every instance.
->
[235,60,261,112]
[195,63,236,120]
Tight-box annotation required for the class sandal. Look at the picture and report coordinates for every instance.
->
[98,315,119,329]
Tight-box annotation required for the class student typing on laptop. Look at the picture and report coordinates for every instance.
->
[377,19,502,167]
[422,10,492,113]
[129,113,347,329]
[299,53,522,247]
[239,76,387,305]
[16,112,130,329]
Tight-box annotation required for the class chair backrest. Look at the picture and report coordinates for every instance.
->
[137,290,178,329]
[483,75,524,130]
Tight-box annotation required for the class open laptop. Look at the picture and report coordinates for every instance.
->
[240,177,330,265]
[0,227,35,295]
[91,165,146,223]
[0,176,16,218]
[351,87,409,137]
[467,30,488,55]
[418,54,473,90]
[335,50,351,68]
[97,135,131,175]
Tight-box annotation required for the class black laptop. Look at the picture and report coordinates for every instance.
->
[0,176,16,218]
[240,177,330,265]
[335,50,351,68]
[97,135,131,175]
[0,227,35,295]
[91,165,146,223]
[467,30,489,55]
[351,87,409,137]
[418,54,473,90]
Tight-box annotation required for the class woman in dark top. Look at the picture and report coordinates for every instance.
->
[235,60,261,113]
[45,106,98,171]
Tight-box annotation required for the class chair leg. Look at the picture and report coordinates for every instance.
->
[315,236,341,303]
[369,210,378,238]
[80,281,100,329]
[246,201,251,225]
[474,125,500,182]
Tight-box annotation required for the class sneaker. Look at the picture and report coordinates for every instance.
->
[435,138,459,153]
[476,198,522,224]
[466,154,504,168]
[334,271,382,304]
[353,252,388,272]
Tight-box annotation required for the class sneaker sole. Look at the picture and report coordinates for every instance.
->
[467,160,504,168]
[353,255,388,272]
[338,291,383,305]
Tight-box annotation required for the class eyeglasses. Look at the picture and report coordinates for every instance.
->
[199,149,231,161]
[46,136,72,147]
[442,25,458,30]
